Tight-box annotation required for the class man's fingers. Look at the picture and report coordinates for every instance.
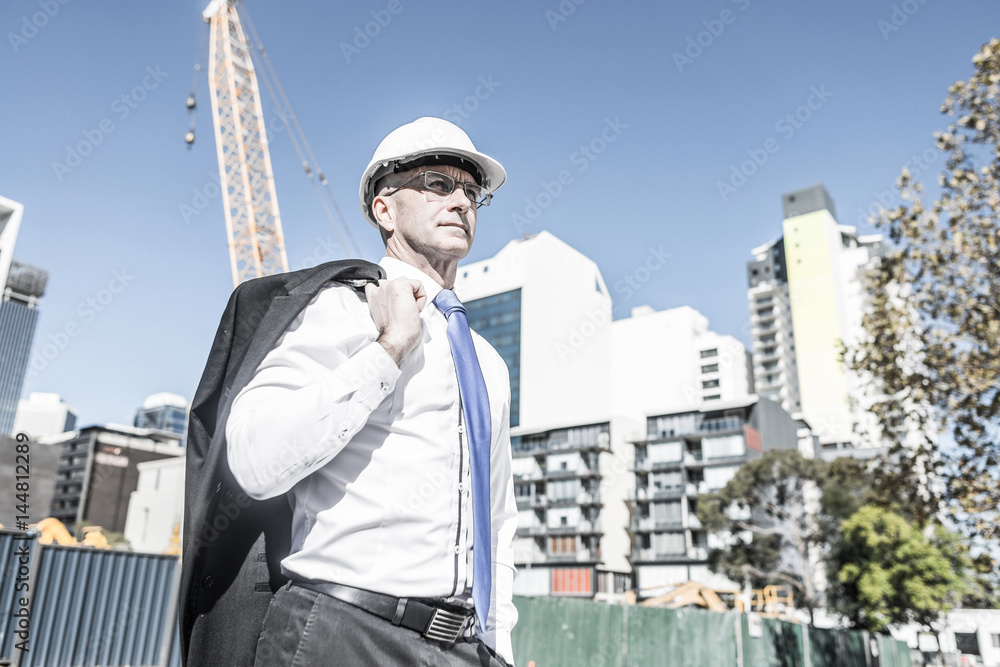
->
[410,280,428,311]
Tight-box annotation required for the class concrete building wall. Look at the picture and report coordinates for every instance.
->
[14,392,78,437]
[0,434,60,527]
[783,208,854,445]
[457,231,613,432]
[123,456,185,554]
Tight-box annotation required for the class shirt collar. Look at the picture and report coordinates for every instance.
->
[378,256,446,304]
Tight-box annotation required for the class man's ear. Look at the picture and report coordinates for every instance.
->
[372,195,395,234]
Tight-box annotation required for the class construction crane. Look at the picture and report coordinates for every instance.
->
[190,1,360,288]
[201,0,287,287]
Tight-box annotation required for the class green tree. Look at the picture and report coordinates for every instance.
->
[844,38,1000,543]
[834,505,968,645]
[696,449,826,623]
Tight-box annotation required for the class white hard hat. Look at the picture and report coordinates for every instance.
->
[358,117,506,228]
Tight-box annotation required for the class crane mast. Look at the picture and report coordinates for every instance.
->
[203,0,288,287]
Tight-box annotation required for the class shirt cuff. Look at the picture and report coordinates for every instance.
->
[322,340,401,411]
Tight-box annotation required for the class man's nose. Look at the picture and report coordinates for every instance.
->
[446,185,474,210]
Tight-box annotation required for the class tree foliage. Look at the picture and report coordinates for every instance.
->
[833,506,968,633]
[844,39,1000,542]
[696,449,826,620]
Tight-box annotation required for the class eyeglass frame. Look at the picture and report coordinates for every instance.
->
[380,170,493,208]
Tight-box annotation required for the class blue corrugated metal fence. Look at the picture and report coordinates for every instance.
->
[0,530,180,667]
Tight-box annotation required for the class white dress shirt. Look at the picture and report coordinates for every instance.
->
[226,256,518,664]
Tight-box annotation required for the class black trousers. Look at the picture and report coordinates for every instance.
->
[253,583,510,667]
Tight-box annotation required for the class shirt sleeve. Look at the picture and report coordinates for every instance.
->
[483,384,519,666]
[226,284,402,500]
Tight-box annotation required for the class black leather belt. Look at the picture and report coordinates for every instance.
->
[290,580,475,645]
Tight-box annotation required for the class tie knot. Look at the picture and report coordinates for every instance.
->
[434,289,467,318]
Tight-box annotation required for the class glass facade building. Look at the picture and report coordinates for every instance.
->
[0,261,47,435]
[465,288,521,427]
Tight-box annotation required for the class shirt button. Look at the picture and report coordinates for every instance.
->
[457,483,464,492]
[454,546,462,554]
[338,428,348,439]
[380,382,389,391]
[458,425,465,434]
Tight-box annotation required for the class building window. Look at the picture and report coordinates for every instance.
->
[699,349,717,359]
[992,634,1000,649]
[701,364,719,373]
[550,536,577,554]
[954,632,980,656]
[702,379,720,389]
[652,532,685,555]
[704,395,721,401]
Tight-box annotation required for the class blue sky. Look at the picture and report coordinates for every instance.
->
[1,0,997,427]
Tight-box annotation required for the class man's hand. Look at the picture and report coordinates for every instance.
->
[366,278,427,366]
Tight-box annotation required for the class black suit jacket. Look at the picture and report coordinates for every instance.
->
[179,259,385,667]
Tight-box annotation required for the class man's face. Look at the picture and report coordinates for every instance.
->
[374,164,479,264]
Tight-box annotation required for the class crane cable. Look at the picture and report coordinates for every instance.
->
[185,22,209,147]
[237,2,362,258]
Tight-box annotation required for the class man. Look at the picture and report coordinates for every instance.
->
[224,117,517,666]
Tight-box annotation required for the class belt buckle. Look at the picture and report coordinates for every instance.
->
[422,607,468,644]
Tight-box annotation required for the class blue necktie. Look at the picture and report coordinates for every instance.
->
[434,288,492,632]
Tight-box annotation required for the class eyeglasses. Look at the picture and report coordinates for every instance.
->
[383,170,492,208]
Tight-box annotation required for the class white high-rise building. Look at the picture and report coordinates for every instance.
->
[13,392,78,437]
[455,231,770,598]
[748,184,883,453]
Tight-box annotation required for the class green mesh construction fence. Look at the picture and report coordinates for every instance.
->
[510,596,912,667]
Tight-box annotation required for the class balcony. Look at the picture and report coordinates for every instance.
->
[687,547,708,561]
[513,433,611,456]
[635,548,686,562]
[755,319,778,335]
[633,517,654,532]
[683,452,704,467]
[513,469,545,482]
[516,524,547,537]
[698,417,743,434]
[576,491,602,506]
[685,482,709,496]
[549,520,600,535]
[547,548,594,562]
[515,495,547,508]
[649,486,684,500]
